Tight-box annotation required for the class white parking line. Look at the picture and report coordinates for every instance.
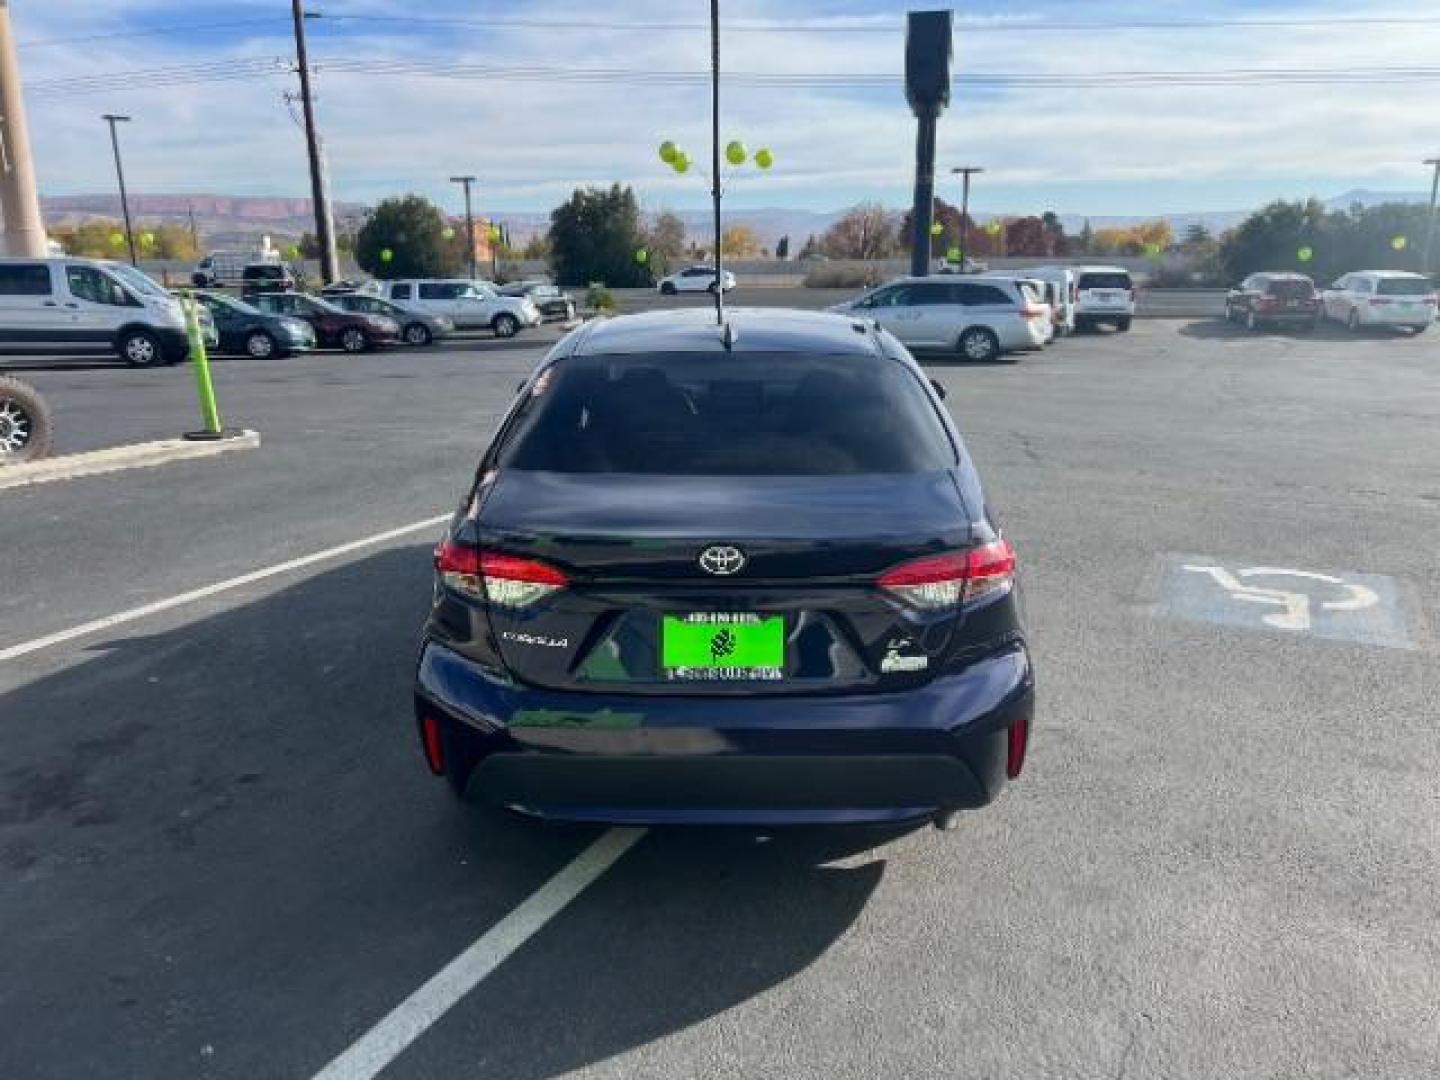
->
[0,515,451,663]
[310,827,648,1080]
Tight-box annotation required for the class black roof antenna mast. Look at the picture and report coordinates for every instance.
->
[710,0,725,330]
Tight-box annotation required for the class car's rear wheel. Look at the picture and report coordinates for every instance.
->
[660,282,677,296]
[340,327,370,353]
[1413,323,1429,335]
[1116,316,1132,332]
[118,329,164,368]
[245,330,276,358]
[403,322,432,346]
[0,375,54,464]
[492,313,519,339]
[959,326,1001,362]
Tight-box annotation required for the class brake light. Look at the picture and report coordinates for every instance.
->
[1007,716,1028,779]
[1020,305,1047,320]
[877,539,1017,610]
[420,714,445,775]
[433,542,569,607]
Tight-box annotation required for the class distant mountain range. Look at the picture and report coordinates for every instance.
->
[38,189,1434,250]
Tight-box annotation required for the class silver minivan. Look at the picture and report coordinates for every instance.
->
[0,258,199,366]
[830,276,1051,362]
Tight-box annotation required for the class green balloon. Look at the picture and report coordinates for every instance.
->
[140,231,156,247]
[109,232,125,248]
[635,248,649,264]
[442,227,456,240]
[754,148,774,170]
[380,248,394,263]
[947,247,962,262]
[672,154,690,175]
[725,140,747,166]
[929,222,944,237]
[658,140,679,164]
[1391,235,1408,251]
[286,245,301,260]
[488,225,502,241]
[1297,246,1314,263]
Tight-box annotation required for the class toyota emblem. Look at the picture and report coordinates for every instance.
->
[698,545,747,576]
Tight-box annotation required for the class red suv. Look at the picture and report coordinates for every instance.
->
[1225,273,1320,331]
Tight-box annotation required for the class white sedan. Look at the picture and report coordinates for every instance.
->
[657,265,737,295]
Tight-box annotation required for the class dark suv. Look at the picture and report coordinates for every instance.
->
[1226,273,1320,331]
[413,308,1034,829]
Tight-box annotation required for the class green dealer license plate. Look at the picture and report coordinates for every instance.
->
[661,613,785,681]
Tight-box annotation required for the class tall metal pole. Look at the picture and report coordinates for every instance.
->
[101,115,137,267]
[291,0,338,284]
[909,113,937,277]
[952,166,983,271]
[710,0,724,326]
[0,1,46,257]
[1423,157,1440,280]
[187,203,200,253]
[450,175,477,280]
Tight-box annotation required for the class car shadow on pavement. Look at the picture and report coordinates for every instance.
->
[0,545,598,1080]
[0,543,907,1080]
[388,823,901,1079]
[1176,317,1425,342]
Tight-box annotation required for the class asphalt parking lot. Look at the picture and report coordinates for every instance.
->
[2,316,1438,1079]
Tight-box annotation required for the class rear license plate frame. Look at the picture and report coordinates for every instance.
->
[661,612,786,682]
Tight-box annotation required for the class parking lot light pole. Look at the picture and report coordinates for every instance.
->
[449,176,478,281]
[710,0,724,327]
[952,166,983,271]
[1423,158,1440,279]
[101,114,137,267]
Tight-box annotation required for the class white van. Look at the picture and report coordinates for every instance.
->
[1020,266,1077,336]
[193,249,282,288]
[0,257,196,366]
[1072,265,1136,332]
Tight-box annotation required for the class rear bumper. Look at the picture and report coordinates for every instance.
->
[414,640,1034,825]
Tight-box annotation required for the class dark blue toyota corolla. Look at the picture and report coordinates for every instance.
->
[413,307,1033,828]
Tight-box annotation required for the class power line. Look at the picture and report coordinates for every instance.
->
[19,11,1439,48]
[19,18,285,49]
[28,58,1440,99]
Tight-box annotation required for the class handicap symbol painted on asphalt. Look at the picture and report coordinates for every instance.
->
[1155,555,1414,649]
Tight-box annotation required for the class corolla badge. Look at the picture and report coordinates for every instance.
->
[698,545,747,576]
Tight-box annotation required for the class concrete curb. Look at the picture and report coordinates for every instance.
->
[0,430,261,492]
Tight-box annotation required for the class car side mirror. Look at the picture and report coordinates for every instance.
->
[929,378,947,400]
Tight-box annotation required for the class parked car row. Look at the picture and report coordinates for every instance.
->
[828,265,1135,362]
[1225,270,1434,333]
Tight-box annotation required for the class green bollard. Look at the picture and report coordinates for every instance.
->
[181,295,227,440]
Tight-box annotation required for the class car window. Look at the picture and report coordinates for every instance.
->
[390,283,413,301]
[1377,278,1429,297]
[420,283,464,300]
[244,265,283,280]
[1078,272,1132,290]
[0,263,52,295]
[66,266,133,306]
[1353,278,1373,294]
[1270,278,1314,299]
[499,353,956,476]
[910,283,953,305]
[955,283,1015,307]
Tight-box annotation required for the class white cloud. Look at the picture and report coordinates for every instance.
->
[13,0,1440,215]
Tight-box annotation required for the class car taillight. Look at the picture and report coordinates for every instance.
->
[1007,716,1028,779]
[877,539,1017,610]
[1256,295,1279,310]
[1020,305,1047,319]
[434,542,569,607]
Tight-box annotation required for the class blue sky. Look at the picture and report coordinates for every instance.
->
[16,0,1440,219]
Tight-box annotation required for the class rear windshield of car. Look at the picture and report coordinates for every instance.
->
[1078,272,1132,290]
[244,265,284,279]
[499,352,956,476]
[1376,278,1430,297]
[1267,278,1314,298]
